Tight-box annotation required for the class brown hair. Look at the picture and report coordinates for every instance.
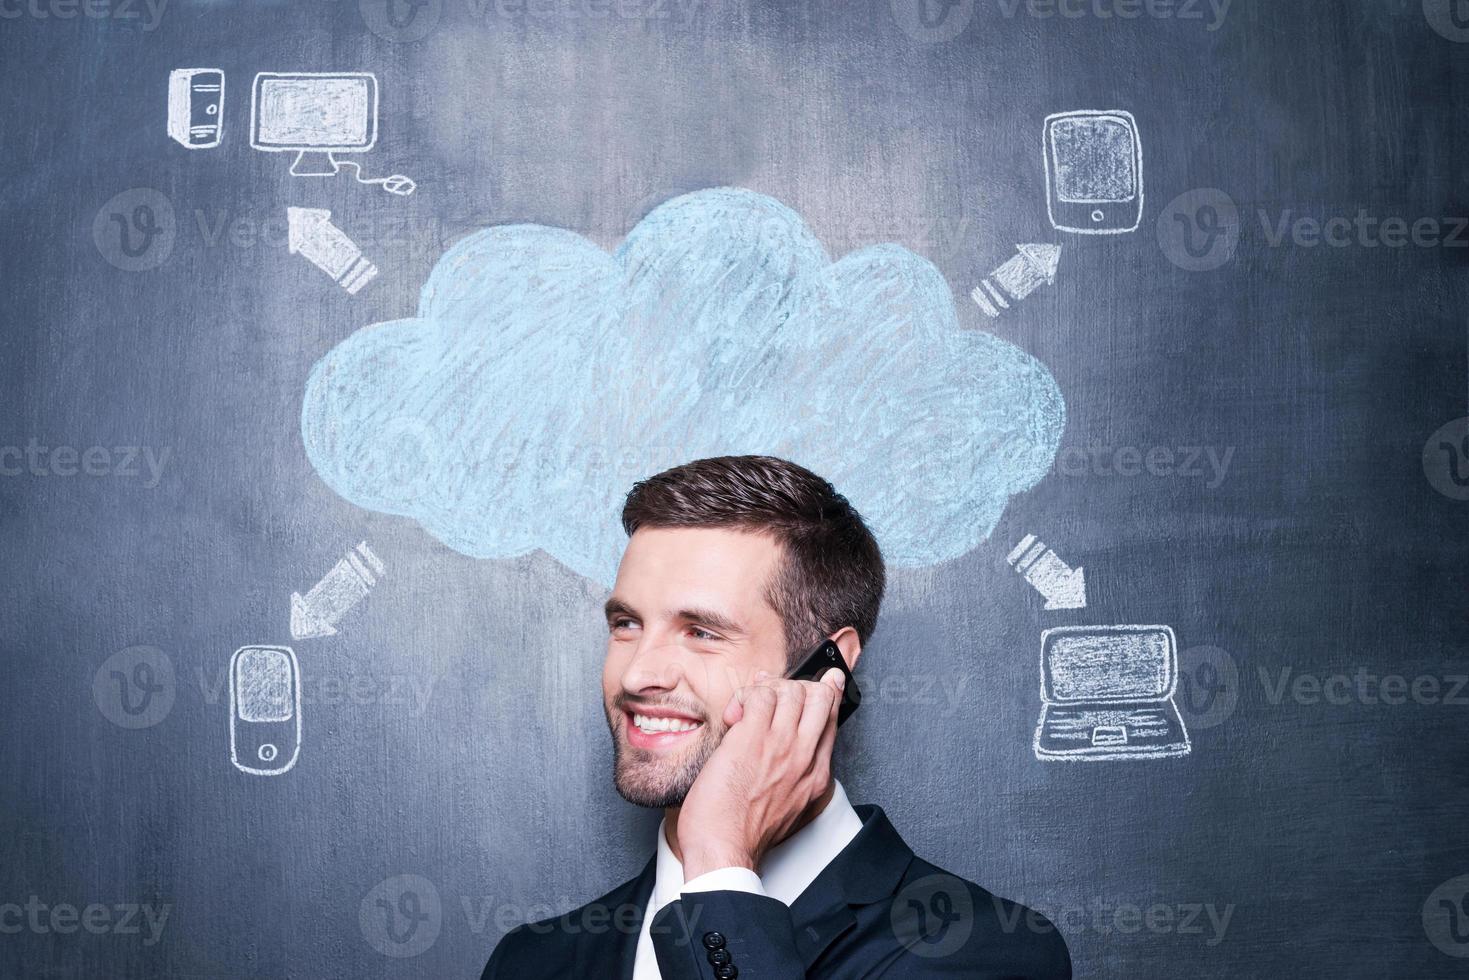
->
[620,455,885,662]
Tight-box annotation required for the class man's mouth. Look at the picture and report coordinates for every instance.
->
[624,708,705,749]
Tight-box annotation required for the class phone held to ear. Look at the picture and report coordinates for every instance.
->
[785,639,861,726]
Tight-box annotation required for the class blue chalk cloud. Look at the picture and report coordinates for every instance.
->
[301,188,1065,585]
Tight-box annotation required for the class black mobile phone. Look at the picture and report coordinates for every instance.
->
[785,639,861,726]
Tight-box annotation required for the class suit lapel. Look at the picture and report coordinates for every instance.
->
[788,876,858,969]
[786,805,915,971]
[608,855,656,979]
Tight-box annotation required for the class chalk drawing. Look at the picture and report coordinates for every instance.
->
[1005,533,1086,609]
[291,541,385,639]
[229,645,301,776]
[287,208,379,294]
[1034,625,1191,761]
[1044,110,1143,235]
[971,244,1061,317]
[300,188,1066,585]
[166,69,224,149]
[250,72,415,195]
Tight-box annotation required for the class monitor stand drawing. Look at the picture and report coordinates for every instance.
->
[290,150,343,177]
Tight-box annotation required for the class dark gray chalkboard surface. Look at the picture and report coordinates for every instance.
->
[3,1,1468,977]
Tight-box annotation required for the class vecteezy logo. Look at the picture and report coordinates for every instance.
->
[1424,0,1469,43]
[360,874,442,958]
[1423,874,1469,957]
[1442,437,1469,484]
[360,0,441,42]
[1157,188,1240,272]
[890,874,974,958]
[1422,417,1469,501]
[93,646,176,729]
[889,0,975,43]
[93,189,176,272]
[1176,645,1240,731]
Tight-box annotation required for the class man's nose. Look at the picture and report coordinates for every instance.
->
[620,635,688,693]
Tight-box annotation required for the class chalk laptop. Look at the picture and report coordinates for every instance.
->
[1033,625,1191,761]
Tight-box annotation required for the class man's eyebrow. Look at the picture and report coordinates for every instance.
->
[604,598,637,623]
[676,607,746,637]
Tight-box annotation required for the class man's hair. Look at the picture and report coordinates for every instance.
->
[620,455,885,661]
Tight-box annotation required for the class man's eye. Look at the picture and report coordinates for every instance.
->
[610,618,639,632]
[688,626,721,642]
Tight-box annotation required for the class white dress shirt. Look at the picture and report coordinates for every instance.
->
[632,780,864,979]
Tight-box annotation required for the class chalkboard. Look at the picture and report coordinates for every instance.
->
[3,1,1468,977]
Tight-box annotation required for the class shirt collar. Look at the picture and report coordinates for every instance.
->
[650,779,864,914]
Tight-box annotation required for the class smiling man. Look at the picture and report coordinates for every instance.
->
[482,456,1071,979]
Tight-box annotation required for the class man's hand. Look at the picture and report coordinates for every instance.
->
[676,667,845,880]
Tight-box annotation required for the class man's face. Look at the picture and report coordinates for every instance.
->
[603,526,790,809]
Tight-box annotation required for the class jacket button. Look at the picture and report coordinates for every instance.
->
[714,965,738,979]
[701,931,726,950]
[707,948,731,966]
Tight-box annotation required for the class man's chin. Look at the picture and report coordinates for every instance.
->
[612,770,691,810]
[610,738,710,809]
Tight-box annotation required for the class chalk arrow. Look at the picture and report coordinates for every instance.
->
[971,243,1062,317]
[290,541,386,640]
[1006,533,1086,610]
[287,207,379,295]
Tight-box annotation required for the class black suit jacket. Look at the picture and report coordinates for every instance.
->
[482,804,1071,979]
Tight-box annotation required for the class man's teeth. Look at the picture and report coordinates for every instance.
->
[632,713,702,734]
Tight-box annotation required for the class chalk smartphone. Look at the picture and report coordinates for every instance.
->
[786,640,861,726]
[229,645,302,775]
[1044,110,1144,234]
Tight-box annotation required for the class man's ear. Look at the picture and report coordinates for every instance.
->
[828,626,862,672]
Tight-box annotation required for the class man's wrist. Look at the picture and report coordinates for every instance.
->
[681,842,757,880]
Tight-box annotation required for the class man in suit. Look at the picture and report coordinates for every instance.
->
[483,456,1071,979]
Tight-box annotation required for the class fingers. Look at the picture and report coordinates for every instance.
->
[722,692,744,728]
[813,669,843,764]
[732,669,843,751]
[733,681,779,731]
[769,676,808,734]
[796,668,842,747]
[804,669,843,768]
[731,670,803,733]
